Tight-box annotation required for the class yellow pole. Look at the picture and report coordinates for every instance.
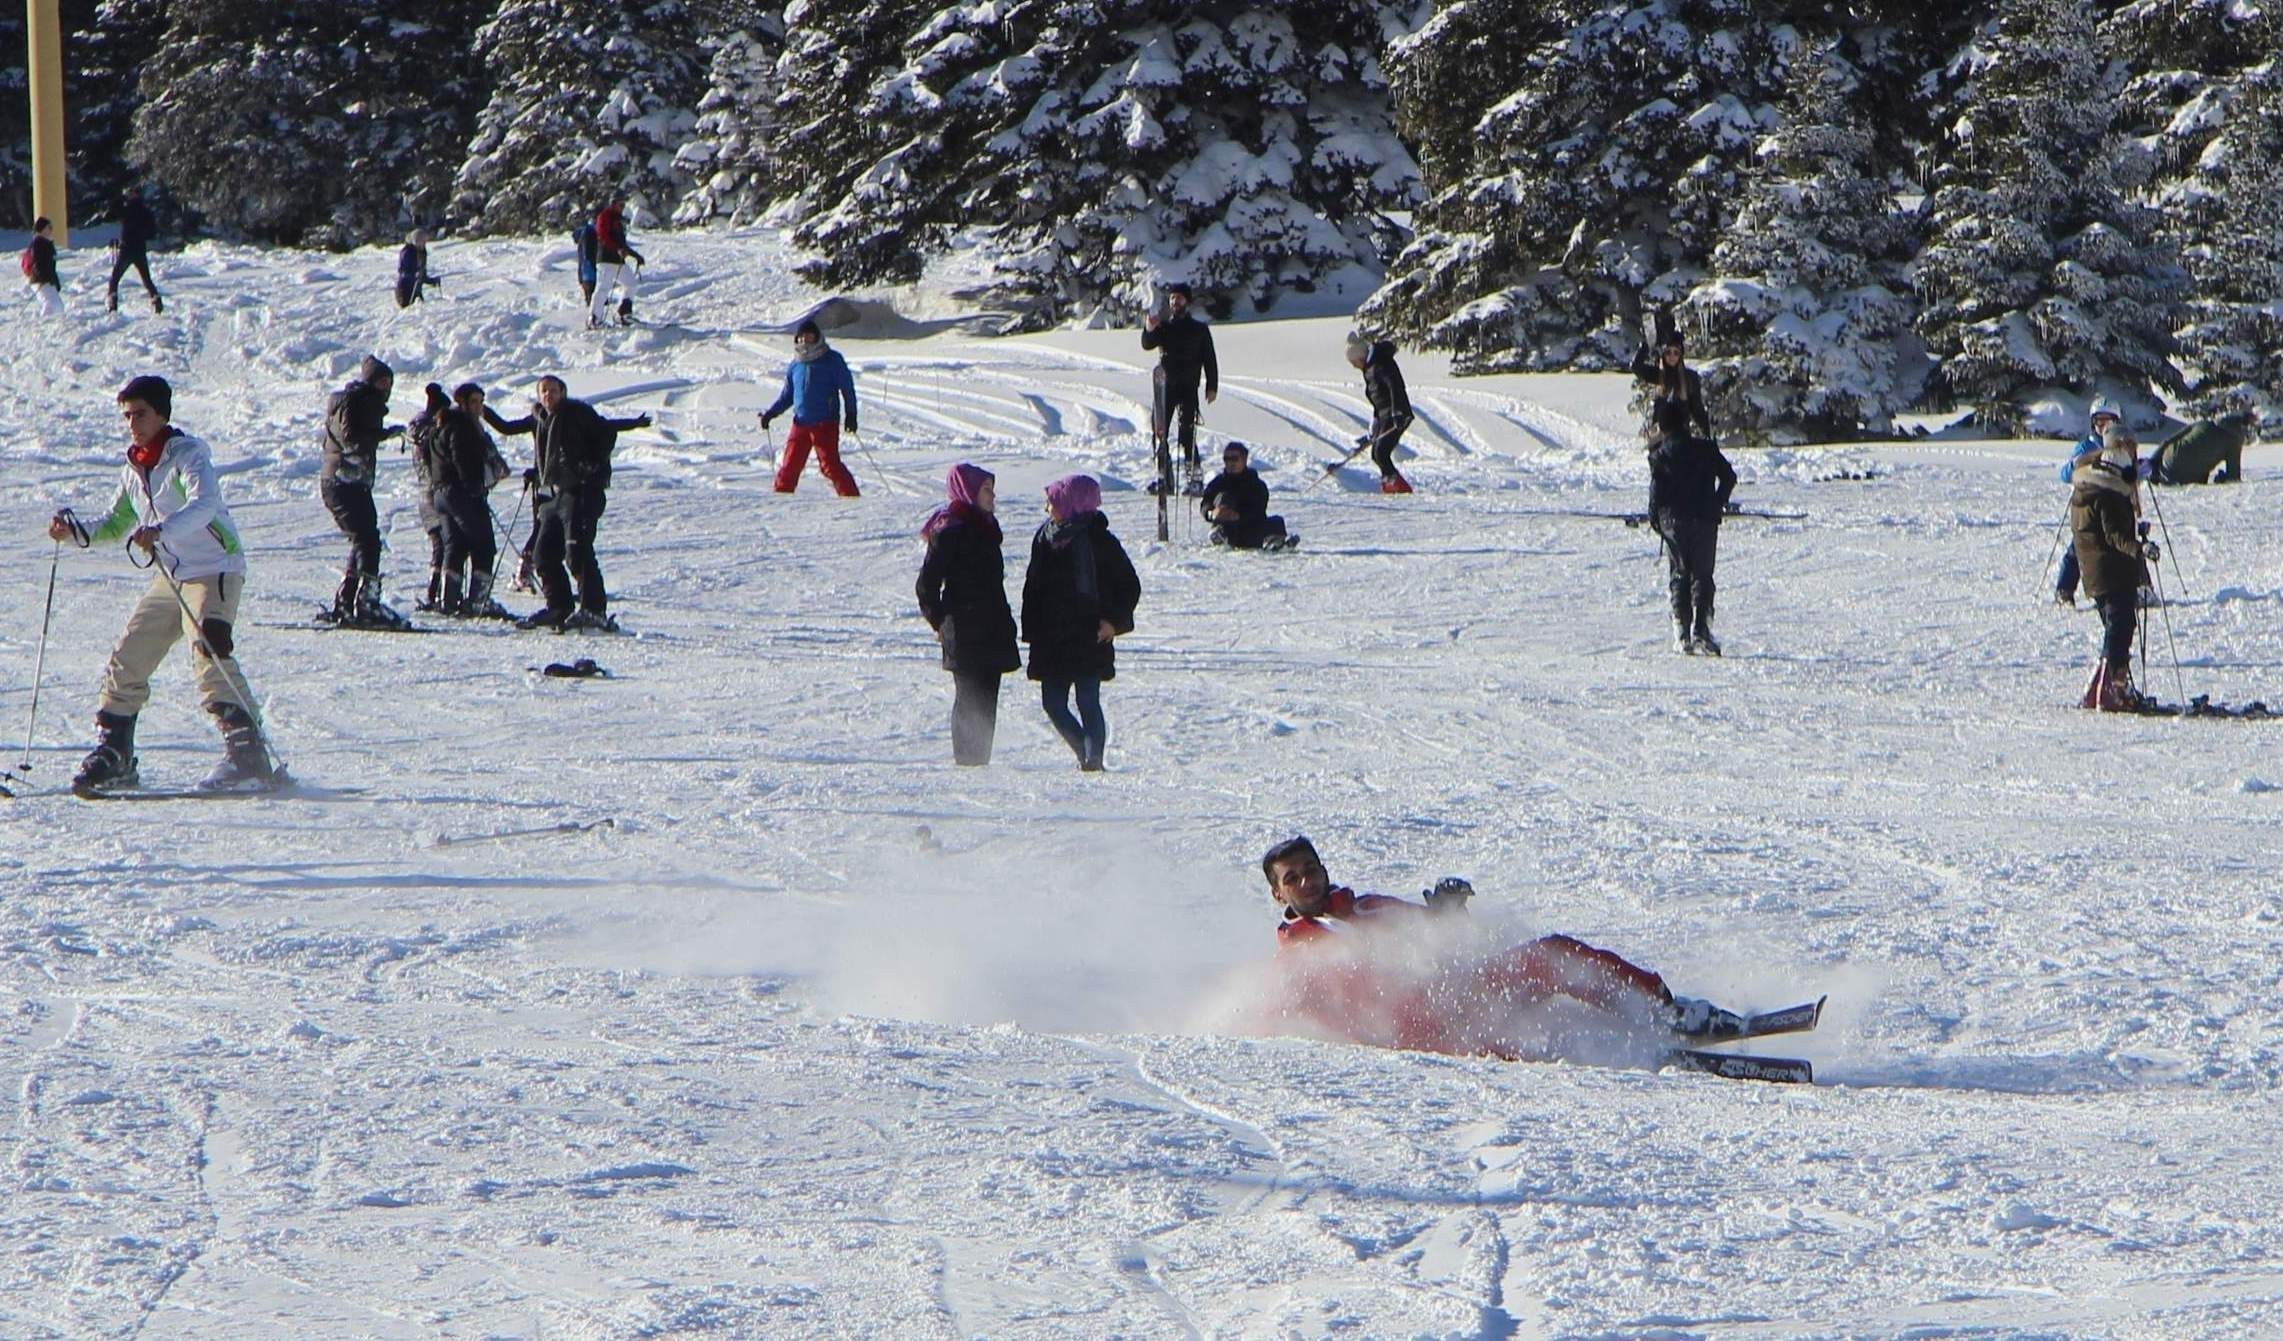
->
[27,0,69,246]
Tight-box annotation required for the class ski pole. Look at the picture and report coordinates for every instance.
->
[133,540,289,782]
[2146,541,2188,710]
[2139,473,2193,604]
[846,428,893,496]
[13,538,62,779]
[2037,494,2072,604]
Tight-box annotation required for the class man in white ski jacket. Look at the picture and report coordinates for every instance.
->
[47,374,277,794]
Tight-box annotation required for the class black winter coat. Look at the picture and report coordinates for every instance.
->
[322,380,391,485]
[1022,513,1141,683]
[1199,467,1270,525]
[487,399,639,491]
[430,407,505,493]
[1632,345,1712,436]
[1141,312,1218,394]
[916,518,1021,676]
[27,235,58,286]
[1363,342,1412,438]
[1646,432,1737,521]
[117,199,155,254]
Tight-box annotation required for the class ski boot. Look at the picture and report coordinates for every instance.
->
[2083,661,2144,712]
[71,712,139,796]
[199,704,279,792]
[348,574,412,630]
[1691,615,1721,658]
[618,298,635,327]
[1181,466,1205,498]
[1379,474,1413,495]
[1660,995,1747,1042]
[416,566,446,614]
[152,295,163,315]
[462,572,515,621]
[1208,526,1231,547]
[562,609,619,633]
[517,606,569,632]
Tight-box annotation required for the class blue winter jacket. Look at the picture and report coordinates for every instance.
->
[765,348,859,427]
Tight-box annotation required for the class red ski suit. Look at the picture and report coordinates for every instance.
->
[1275,888,1671,1058]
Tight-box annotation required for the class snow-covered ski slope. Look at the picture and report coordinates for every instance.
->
[3,229,2280,1338]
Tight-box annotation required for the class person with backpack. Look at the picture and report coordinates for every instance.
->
[484,375,650,630]
[107,188,162,314]
[759,319,862,496]
[2070,425,2155,711]
[587,198,645,328]
[319,356,409,627]
[1346,335,1415,494]
[573,219,599,306]
[1141,282,1219,495]
[1198,442,1291,549]
[1021,474,1141,772]
[1645,398,1738,656]
[395,229,440,309]
[23,217,62,317]
[916,463,1022,766]
[46,375,278,794]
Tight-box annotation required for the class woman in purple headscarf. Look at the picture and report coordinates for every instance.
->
[1021,474,1141,771]
[916,463,1021,765]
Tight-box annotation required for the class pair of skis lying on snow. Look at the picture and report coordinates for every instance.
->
[1660,995,1824,1084]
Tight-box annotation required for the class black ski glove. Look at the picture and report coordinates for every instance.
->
[759,411,775,432]
[522,467,537,486]
[844,412,858,433]
[1423,876,1473,913]
[632,414,652,429]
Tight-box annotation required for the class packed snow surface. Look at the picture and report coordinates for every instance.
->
[2,230,2280,1338]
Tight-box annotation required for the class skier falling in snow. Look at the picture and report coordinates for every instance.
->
[48,375,278,795]
[1255,837,1747,1061]
[1141,282,1218,496]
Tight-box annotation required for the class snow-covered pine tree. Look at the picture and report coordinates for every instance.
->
[1679,43,1921,440]
[1910,0,2185,428]
[2166,60,2283,427]
[672,4,787,226]
[128,0,489,246]
[0,11,29,226]
[66,0,170,218]
[782,1,1428,325]
[1361,0,1794,373]
[454,0,706,235]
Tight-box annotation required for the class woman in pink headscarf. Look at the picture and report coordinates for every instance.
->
[916,463,1021,764]
[1021,474,1141,771]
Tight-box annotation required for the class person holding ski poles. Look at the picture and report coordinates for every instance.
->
[2054,398,2123,605]
[2070,425,2155,710]
[588,197,644,328]
[430,383,515,618]
[485,375,650,630]
[47,375,277,794]
[320,355,410,627]
[1346,334,1414,493]
[1141,282,1218,496]
[760,319,862,496]
[395,229,440,309]
[1645,398,1737,656]
[573,217,600,306]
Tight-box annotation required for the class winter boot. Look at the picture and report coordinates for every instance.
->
[417,566,445,613]
[1674,617,1696,654]
[71,711,139,795]
[562,609,619,633]
[326,566,363,623]
[464,572,513,620]
[1691,613,1721,658]
[200,704,278,792]
[440,572,466,616]
[517,606,569,632]
[2091,661,2143,712]
[152,295,163,315]
[510,553,537,594]
[617,298,635,326]
[1661,995,1747,1042]
[1379,474,1413,495]
[351,574,411,629]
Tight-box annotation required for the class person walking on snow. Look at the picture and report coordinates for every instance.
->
[484,375,650,630]
[107,189,162,314]
[759,319,861,496]
[23,217,63,317]
[2070,425,2155,711]
[1141,282,1218,495]
[588,197,644,328]
[1198,442,1291,549]
[1257,836,1744,1059]
[1346,335,1415,494]
[916,463,1022,766]
[47,375,277,794]
[2054,398,2124,605]
[1022,474,1140,772]
[1645,398,1737,656]
[395,229,440,309]
[320,355,409,627]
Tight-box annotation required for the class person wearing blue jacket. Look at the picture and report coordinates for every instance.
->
[2054,398,2122,606]
[759,319,861,496]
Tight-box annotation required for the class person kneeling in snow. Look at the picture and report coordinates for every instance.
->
[1198,442,1290,550]
[1259,836,1738,1060]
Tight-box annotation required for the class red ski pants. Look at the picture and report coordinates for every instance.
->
[773,421,861,496]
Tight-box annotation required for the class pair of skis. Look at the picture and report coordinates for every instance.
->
[1661,995,1824,1084]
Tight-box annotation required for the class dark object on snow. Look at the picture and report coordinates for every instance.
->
[539,658,607,678]
[2150,418,2249,485]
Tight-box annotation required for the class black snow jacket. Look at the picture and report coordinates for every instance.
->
[1142,312,1218,395]
[486,399,644,491]
[1362,341,1413,440]
[322,370,394,485]
[430,407,506,493]
[916,517,1021,676]
[117,198,155,254]
[1022,512,1141,683]
[1646,431,1737,522]
[1632,345,1712,437]
[1199,468,1270,526]
[26,235,58,287]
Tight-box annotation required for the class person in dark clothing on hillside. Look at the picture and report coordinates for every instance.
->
[1199,442,1291,550]
[319,355,408,627]
[1141,282,1219,495]
[25,217,62,317]
[406,384,453,610]
[573,219,600,306]
[588,198,645,328]
[107,189,162,314]
[1347,335,1415,494]
[2071,426,2154,711]
[485,375,649,630]
[1645,398,1737,656]
[916,463,1022,765]
[1631,309,1711,439]
[431,383,514,618]
[395,229,440,309]
[1023,474,1141,772]
[2149,412,2253,485]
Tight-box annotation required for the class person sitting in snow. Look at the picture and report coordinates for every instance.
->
[1346,334,1415,494]
[1198,442,1290,550]
[2149,411,2253,486]
[2070,425,2155,711]
[1259,836,1742,1059]
[2054,398,2127,606]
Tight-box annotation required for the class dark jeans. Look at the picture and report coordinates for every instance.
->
[1657,511,1719,628]
[951,673,1002,766]
[2095,593,2138,671]
[1214,515,1288,549]
[533,481,608,616]
[1152,366,1201,472]
[321,478,381,607]
[2057,548,2081,600]
[1040,676,1106,768]
[434,486,498,581]
[107,248,158,304]
[1371,427,1404,478]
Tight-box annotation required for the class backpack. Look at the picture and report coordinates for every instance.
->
[19,245,34,280]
